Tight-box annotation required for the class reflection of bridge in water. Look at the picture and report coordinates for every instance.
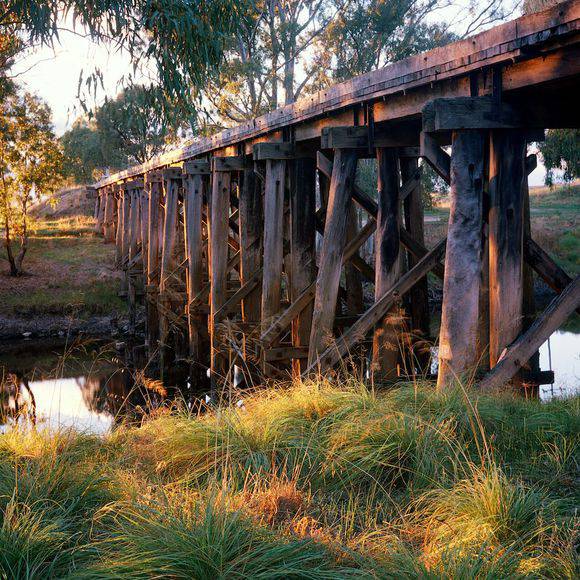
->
[93,2,579,394]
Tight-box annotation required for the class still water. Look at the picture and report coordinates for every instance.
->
[1,330,578,435]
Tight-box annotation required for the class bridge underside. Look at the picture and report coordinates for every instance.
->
[94,1,580,394]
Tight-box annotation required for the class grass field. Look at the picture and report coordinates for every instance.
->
[425,182,579,276]
[0,216,125,318]
[1,380,578,578]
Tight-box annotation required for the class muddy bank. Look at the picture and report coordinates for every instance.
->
[0,312,130,341]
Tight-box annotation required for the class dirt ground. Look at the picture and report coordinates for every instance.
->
[0,215,126,339]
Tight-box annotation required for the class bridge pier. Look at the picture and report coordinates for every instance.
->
[94,2,579,395]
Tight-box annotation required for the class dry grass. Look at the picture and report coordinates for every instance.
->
[3,380,577,577]
[0,216,125,318]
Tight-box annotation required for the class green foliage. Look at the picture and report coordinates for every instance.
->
[94,85,187,165]
[0,91,64,275]
[61,85,188,181]
[538,129,580,186]
[1,0,249,121]
[60,119,121,183]
[318,0,457,82]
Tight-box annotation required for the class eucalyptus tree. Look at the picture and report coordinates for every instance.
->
[0,92,64,276]
[0,0,250,123]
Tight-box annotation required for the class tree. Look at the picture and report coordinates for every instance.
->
[538,129,580,187]
[60,118,120,183]
[0,92,64,276]
[0,0,249,122]
[94,85,187,165]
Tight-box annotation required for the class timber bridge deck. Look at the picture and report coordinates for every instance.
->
[94,0,580,392]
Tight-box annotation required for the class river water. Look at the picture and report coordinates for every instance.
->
[0,328,578,435]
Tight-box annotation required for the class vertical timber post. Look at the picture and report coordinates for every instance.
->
[209,162,231,396]
[183,164,206,368]
[373,147,402,382]
[488,130,527,381]
[145,172,162,357]
[437,130,485,389]
[159,171,180,374]
[401,155,430,372]
[261,159,286,329]
[115,185,123,267]
[289,157,316,376]
[238,159,263,374]
[103,186,116,243]
[308,148,357,367]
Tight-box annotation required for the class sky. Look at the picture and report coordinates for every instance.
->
[8,4,547,186]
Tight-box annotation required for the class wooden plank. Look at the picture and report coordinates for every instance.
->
[120,189,131,266]
[261,159,286,327]
[479,277,580,391]
[159,179,180,293]
[524,237,574,294]
[209,168,231,389]
[183,160,210,175]
[373,147,403,380]
[239,163,263,324]
[262,210,376,348]
[290,157,317,375]
[128,188,140,262]
[306,239,446,374]
[214,268,263,322]
[423,96,525,131]
[265,346,309,362]
[308,149,357,365]
[318,151,444,279]
[212,156,245,172]
[401,156,430,370]
[103,188,116,242]
[139,188,149,265]
[437,130,485,389]
[321,125,418,149]
[184,172,206,358]
[145,175,162,355]
[488,130,526,373]
[114,188,124,267]
[345,204,364,315]
[162,167,183,180]
[420,132,451,184]
[253,142,295,160]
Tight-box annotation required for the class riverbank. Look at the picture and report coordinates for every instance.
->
[0,215,127,340]
[1,381,578,577]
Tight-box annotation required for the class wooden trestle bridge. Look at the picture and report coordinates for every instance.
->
[94,0,580,393]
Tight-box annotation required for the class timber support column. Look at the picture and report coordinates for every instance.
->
[437,130,485,389]
[488,130,527,379]
[159,169,181,373]
[373,147,402,382]
[145,171,163,357]
[183,161,210,379]
[260,158,286,329]
[308,148,357,367]
[114,185,124,267]
[238,156,263,377]
[209,160,232,396]
[289,156,316,377]
[400,154,430,372]
[103,186,116,243]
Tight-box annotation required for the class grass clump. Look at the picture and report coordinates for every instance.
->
[1,381,579,577]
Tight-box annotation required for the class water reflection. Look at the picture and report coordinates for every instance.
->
[0,339,186,434]
[539,330,580,401]
[1,327,578,434]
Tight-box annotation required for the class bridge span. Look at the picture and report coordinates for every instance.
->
[94,0,580,392]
